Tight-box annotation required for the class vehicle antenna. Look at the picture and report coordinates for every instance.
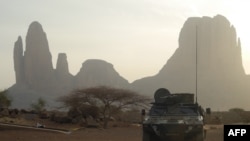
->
[195,25,198,104]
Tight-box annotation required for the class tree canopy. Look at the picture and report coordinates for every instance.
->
[58,86,150,128]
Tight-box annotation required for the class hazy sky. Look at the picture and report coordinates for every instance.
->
[1,0,250,90]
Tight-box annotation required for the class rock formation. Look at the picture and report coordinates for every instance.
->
[9,21,61,108]
[55,53,70,76]
[131,15,249,110]
[13,36,24,84]
[55,53,73,92]
[23,21,55,90]
[74,59,129,89]
[9,21,130,109]
[9,15,250,110]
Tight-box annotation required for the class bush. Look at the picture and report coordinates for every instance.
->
[0,89,11,108]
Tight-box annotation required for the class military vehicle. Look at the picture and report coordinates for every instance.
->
[141,88,206,141]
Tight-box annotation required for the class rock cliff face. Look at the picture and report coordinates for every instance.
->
[74,59,129,89]
[131,15,249,110]
[24,21,55,90]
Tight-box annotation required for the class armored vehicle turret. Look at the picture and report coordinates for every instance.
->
[142,88,206,141]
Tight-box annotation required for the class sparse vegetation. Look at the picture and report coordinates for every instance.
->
[229,107,245,113]
[0,89,12,108]
[58,86,150,128]
[205,108,250,124]
[30,97,46,113]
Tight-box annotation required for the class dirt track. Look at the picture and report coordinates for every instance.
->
[0,125,223,141]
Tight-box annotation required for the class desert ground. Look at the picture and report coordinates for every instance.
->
[0,124,223,141]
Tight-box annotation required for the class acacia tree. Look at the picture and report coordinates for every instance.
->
[58,86,150,128]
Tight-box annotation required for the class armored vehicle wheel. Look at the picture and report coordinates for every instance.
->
[195,131,205,141]
[142,131,151,141]
[142,131,158,141]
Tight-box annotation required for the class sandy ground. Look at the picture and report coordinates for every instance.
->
[0,124,223,141]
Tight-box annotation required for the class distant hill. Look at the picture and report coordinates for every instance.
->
[8,15,250,110]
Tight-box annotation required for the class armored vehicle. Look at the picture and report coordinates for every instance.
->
[142,88,206,141]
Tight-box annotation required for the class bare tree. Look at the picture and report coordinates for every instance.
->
[58,86,150,128]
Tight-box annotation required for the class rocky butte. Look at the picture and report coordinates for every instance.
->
[131,15,250,110]
[73,59,129,89]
